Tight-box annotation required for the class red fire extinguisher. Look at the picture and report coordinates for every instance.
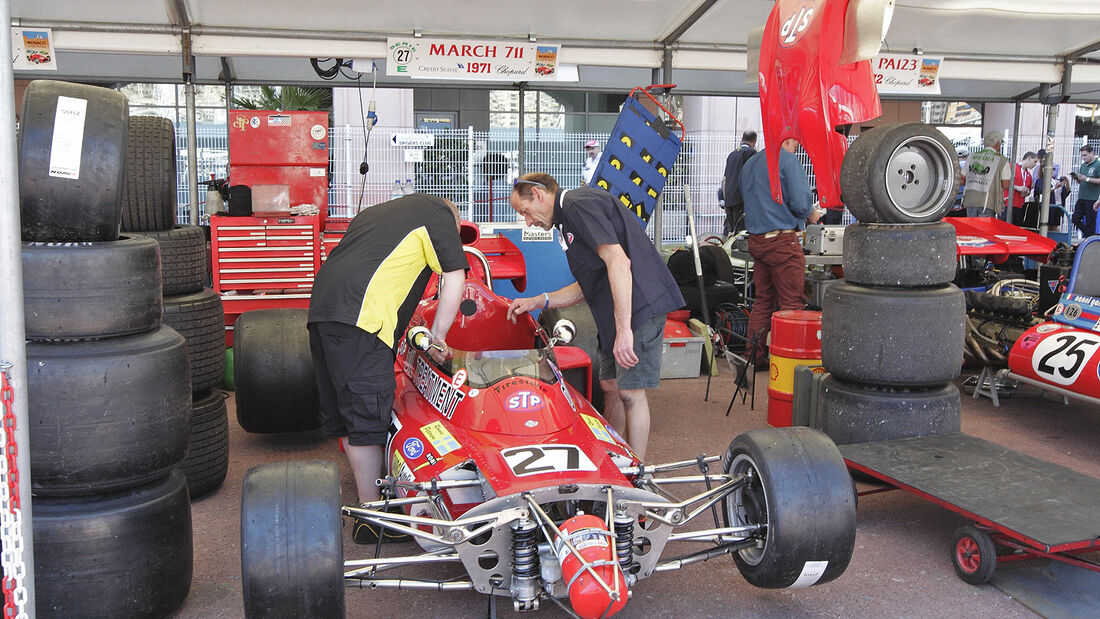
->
[553,513,628,618]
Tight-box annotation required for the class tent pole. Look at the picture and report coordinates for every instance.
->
[0,7,38,615]
[1007,101,1022,225]
[1038,104,1059,238]
[182,30,199,225]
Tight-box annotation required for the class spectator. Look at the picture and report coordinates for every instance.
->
[580,139,602,186]
[739,138,823,370]
[961,131,1012,218]
[1072,145,1100,237]
[506,173,684,460]
[722,130,758,234]
[1007,151,1037,227]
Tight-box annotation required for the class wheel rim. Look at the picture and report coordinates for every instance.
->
[883,135,954,219]
[956,536,981,574]
[727,453,769,566]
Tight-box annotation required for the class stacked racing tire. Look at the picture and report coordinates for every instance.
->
[817,124,965,444]
[19,81,193,617]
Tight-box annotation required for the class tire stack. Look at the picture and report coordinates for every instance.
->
[20,80,193,617]
[818,123,965,445]
[123,115,229,500]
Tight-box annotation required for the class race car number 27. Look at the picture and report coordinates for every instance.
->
[1032,331,1100,386]
[501,444,597,477]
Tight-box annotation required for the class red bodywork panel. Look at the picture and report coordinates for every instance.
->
[387,280,636,518]
[1009,322,1100,400]
[946,218,1058,264]
[759,0,882,208]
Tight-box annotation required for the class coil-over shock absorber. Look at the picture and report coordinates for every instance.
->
[511,518,540,611]
[614,513,634,573]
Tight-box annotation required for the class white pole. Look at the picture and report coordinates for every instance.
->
[466,126,475,221]
[0,4,38,614]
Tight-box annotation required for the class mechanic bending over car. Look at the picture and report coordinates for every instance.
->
[506,173,685,461]
[307,193,467,542]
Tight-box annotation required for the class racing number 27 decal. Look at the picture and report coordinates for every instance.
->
[501,444,597,477]
[1032,331,1100,386]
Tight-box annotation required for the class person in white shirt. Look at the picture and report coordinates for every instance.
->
[580,139,602,186]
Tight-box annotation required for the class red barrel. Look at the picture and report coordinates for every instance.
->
[768,310,822,427]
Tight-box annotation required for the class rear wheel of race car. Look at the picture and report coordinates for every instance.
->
[722,427,856,589]
[234,309,319,433]
[841,123,958,224]
[241,460,344,618]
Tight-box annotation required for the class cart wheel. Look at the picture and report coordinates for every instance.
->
[952,525,997,585]
[722,428,856,588]
[241,461,344,618]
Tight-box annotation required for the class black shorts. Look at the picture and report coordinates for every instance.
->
[308,321,395,447]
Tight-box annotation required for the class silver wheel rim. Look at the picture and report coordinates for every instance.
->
[727,453,768,566]
[883,135,954,219]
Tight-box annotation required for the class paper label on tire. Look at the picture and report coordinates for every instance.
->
[790,560,828,588]
[48,96,88,179]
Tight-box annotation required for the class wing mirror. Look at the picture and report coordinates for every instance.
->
[552,319,576,345]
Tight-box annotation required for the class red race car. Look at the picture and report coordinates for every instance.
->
[240,261,857,617]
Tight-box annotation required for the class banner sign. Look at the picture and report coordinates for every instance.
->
[386,37,560,81]
[11,27,57,71]
[872,53,943,95]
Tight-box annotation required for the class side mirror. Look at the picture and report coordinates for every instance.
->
[407,326,433,352]
[552,319,576,345]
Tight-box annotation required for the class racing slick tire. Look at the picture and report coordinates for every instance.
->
[19,80,129,242]
[822,282,965,387]
[121,115,178,232]
[135,225,207,295]
[722,427,856,589]
[162,288,226,393]
[817,376,961,445]
[22,235,163,340]
[539,303,605,411]
[241,460,344,618]
[182,389,230,500]
[33,470,193,618]
[26,326,191,496]
[234,309,319,433]
[840,123,958,224]
[842,222,957,287]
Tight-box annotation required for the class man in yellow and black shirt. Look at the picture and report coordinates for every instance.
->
[308,193,466,511]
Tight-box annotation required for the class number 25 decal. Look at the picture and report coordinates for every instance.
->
[1032,332,1100,386]
[501,444,597,477]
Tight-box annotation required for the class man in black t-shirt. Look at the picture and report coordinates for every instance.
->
[506,173,685,461]
[308,194,467,516]
[722,130,757,234]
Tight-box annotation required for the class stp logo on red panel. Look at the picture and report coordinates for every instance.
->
[506,390,544,412]
[778,0,818,48]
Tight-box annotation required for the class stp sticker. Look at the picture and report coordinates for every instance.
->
[778,0,817,48]
[403,437,425,459]
[453,369,468,389]
[310,124,327,140]
[506,390,543,412]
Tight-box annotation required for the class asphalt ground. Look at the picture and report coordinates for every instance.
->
[175,365,1100,618]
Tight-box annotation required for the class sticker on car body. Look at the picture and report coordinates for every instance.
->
[501,444,597,477]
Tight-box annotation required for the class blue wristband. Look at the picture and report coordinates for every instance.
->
[542,292,550,310]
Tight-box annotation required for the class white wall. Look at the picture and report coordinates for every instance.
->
[332,87,414,128]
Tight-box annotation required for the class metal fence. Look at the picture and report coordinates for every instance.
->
[174,125,1093,244]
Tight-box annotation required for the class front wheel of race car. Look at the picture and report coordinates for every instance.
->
[241,460,344,618]
[722,427,856,589]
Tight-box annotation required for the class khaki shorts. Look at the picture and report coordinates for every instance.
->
[597,313,665,390]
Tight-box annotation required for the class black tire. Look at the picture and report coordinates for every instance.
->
[33,470,193,618]
[841,123,959,224]
[241,461,344,618]
[721,427,856,588]
[667,245,737,286]
[19,80,129,242]
[163,288,226,393]
[26,326,191,496]
[22,235,162,339]
[539,303,604,411]
[822,282,965,387]
[679,280,743,320]
[817,376,961,445]
[121,115,177,232]
[183,389,230,500]
[952,525,997,585]
[234,309,319,433]
[843,222,957,287]
[135,225,207,295]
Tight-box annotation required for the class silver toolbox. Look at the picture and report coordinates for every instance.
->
[803,224,846,256]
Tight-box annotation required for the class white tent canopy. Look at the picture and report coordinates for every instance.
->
[12,0,1100,101]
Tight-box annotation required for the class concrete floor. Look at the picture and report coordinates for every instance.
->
[175,365,1100,618]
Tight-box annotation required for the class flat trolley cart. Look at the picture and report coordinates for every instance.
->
[840,433,1100,585]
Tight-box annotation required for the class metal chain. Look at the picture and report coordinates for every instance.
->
[0,371,29,619]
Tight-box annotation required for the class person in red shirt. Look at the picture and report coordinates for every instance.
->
[1007,151,1037,226]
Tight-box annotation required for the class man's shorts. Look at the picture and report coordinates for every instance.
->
[597,313,665,390]
[308,321,394,447]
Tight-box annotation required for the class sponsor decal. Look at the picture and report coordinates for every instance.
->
[956,235,994,247]
[413,355,466,419]
[501,444,597,477]
[391,451,413,482]
[581,414,616,444]
[566,232,574,244]
[525,419,539,428]
[1036,323,1061,334]
[1019,333,1042,350]
[505,390,544,412]
[421,421,461,456]
[403,437,425,459]
[310,124,327,140]
[778,0,817,48]
[453,369,467,388]
[249,116,260,129]
[468,389,480,397]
